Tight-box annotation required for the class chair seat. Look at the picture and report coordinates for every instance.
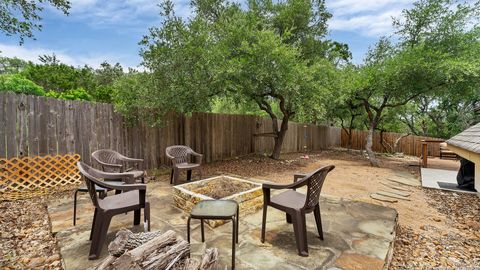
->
[77,181,121,192]
[270,190,306,210]
[191,200,238,219]
[176,163,200,169]
[129,170,145,178]
[98,190,140,210]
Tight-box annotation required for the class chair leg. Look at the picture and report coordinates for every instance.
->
[200,219,205,242]
[187,217,191,243]
[90,208,98,240]
[99,190,106,199]
[170,169,174,184]
[89,212,111,260]
[144,203,151,232]
[187,170,192,182]
[173,169,179,185]
[134,209,141,225]
[236,207,239,244]
[90,214,112,260]
[286,213,292,224]
[73,190,79,226]
[314,204,324,240]
[232,216,236,270]
[261,204,268,243]
[292,211,309,257]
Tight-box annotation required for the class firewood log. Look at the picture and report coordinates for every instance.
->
[108,229,164,257]
[143,240,189,270]
[111,230,177,270]
[199,248,218,270]
[92,230,217,270]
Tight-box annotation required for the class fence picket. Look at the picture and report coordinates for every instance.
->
[7,92,450,170]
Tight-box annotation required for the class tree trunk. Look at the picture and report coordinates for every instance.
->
[347,128,353,151]
[270,117,289,159]
[393,133,409,153]
[379,129,389,153]
[365,125,380,167]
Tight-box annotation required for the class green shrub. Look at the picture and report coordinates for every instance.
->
[0,74,46,96]
[45,90,59,98]
[55,88,92,101]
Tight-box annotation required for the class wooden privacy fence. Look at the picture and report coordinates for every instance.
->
[254,119,341,154]
[340,129,444,157]
[0,92,340,170]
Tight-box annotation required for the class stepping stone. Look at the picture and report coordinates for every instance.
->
[387,177,420,187]
[370,193,398,203]
[379,188,411,197]
[380,181,410,192]
[376,191,411,201]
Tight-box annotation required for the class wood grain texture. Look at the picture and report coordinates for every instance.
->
[340,128,445,157]
[0,93,341,169]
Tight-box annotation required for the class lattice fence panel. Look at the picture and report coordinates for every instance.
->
[0,154,81,201]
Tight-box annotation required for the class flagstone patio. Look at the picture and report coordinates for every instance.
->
[48,178,398,270]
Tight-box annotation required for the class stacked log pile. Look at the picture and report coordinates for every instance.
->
[92,229,218,270]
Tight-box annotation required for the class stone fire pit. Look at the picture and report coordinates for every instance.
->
[173,175,263,227]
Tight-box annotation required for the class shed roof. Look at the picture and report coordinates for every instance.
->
[446,122,480,154]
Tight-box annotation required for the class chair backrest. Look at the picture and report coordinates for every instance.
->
[92,149,121,172]
[77,161,104,209]
[165,145,192,164]
[304,165,335,210]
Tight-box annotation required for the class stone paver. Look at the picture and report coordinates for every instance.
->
[48,179,398,270]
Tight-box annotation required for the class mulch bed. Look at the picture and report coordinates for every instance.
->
[189,177,256,199]
[390,189,480,269]
[0,199,63,269]
[201,153,316,177]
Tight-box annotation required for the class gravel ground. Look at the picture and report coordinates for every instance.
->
[0,199,63,269]
[390,189,480,269]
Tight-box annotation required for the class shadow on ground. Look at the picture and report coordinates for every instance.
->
[48,179,398,270]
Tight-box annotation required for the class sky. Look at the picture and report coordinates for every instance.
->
[0,0,414,69]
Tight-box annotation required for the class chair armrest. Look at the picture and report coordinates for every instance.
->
[96,159,123,170]
[100,182,147,192]
[166,152,179,165]
[119,155,143,163]
[93,170,136,184]
[262,182,293,190]
[293,173,307,182]
[88,174,146,191]
[190,151,203,164]
[118,154,144,170]
[263,176,309,190]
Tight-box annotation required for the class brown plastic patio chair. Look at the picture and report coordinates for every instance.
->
[261,165,335,257]
[73,168,145,226]
[91,149,146,183]
[165,145,202,185]
[77,162,150,260]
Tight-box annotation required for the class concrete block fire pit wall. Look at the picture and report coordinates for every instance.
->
[173,175,263,227]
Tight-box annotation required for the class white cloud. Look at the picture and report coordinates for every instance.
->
[326,0,413,36]
[66,0,191,28]
[0,43,137,69]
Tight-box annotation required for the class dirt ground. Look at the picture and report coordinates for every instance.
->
[1,149,479,269]
[198,150,452,231]
[194,149,480,269]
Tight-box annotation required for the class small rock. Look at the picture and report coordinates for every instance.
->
[47,254,60,263]
[27,257,45,267]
